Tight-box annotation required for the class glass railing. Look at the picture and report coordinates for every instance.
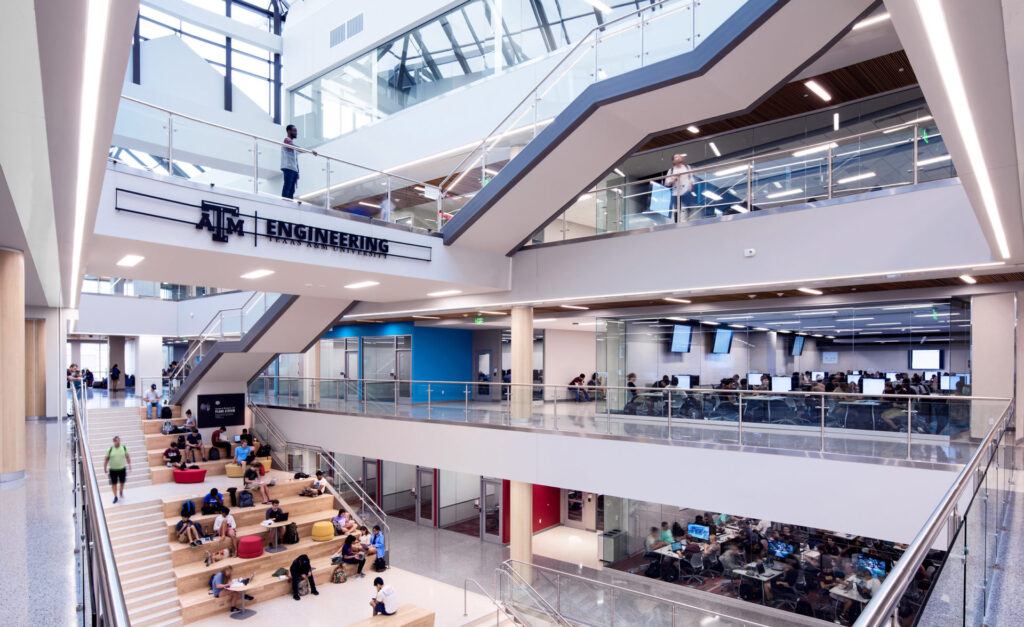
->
[69,383,131,626]
[169,292,281,389]
[855,401,1014,626]
[249,376,1007,466]
[497,561,572,626]
[528,117,954,244]
[109,96,443,231]
[437,0,748,223]
[81,276,229,300]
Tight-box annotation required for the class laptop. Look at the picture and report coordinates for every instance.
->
[233,435,241,443]
[274,512,289,522]
[670,542,683,552]
[232,572,257,587]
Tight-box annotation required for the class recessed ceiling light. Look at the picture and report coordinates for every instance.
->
[345,280,380,289]
[702,321,720,326]
[478,310,506,316]
[853,12,890,30]
[116,254,145,267]
[728,324,746,329]
[666,317,689,322]
[835,317,874,322]
[702,190,723,202]
[916,0,1009,258]
[837,172,876,185]
[358,201,381,209]
[533,318,558,323]
[708,142,721,157]
[792,143,837,158]
[917,154,952,167]
[959,274,977,284]
[766,188,803,199]
[686,125,700,134]
[797,287,823,295]
[753,327,769,331]
[427,289,462,297]
[560,304,589,310]
[663,297,692,304]
[730,204,749,213]
[412,315,440,320]
[613,168,626,177]
[804,80,832,102]
[240,269,274,279]
[833,112,840,131]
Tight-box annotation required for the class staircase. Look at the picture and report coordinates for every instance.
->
[87,407,154,490]
[106,500,183,626]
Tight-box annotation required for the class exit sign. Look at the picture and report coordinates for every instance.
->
[474,316,485,324]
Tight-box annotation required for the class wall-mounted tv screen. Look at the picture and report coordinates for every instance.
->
[711,328,734,354]
[791,335,805,357]
[670,325,692,353]
[909,349,943,370]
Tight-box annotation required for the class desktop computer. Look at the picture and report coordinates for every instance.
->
[687,524,710,541]
[768,540,794,559]
[811,371,825,382]
[854,554,887,578]
[771,376,792,392]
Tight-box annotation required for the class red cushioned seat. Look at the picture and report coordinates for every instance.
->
[237,535,264,559]
[172,468,207,484]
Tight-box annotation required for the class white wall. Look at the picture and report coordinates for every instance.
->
[543,329,596,399]
[268,407,959,544]
[136,334,165,386]
[970,293,1015,437]
[76,291,253,337]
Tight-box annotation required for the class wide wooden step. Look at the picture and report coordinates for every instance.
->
[160,478,314,518]
[144,417,188,434]
[150,460,229,484]
[162,493,334,541]
[133,607,183,627]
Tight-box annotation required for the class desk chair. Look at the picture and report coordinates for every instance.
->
[680,553,706,585]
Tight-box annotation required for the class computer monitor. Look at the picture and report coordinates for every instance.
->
[771,376,792,392]
[941,374,963,391]
[924,370,939,381]
[687,524,710,541]
[909,349,943,370]
[885,372,898,383]
[233,435,241,443]
[854,554,887,578]
[747,373,764,388]
[862,378,885,396]
[848,374,862,386]
[670,541,683,552]
[768,540,794,559]
[791,335,805,357]
[670,325,692,353]
[956,373,971,385]
[811,371,825,382]
[851,370,861,375]
[676,375,692,389]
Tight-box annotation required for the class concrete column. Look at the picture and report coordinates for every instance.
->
[970,293,1015,439]
[108,336,125,394]
[509,480,533,567]
[510,306,533,422]
[1016,292,1024,439]
[24,319,46,418]
[0,249,26,482]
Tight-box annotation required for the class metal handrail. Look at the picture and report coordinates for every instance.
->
[170,291,272,383]
[504,558,773,626]
[249,404,290,470]
[439,0,686,194]
[497,562,572,626]
[121,95,429,188]
[70,383,131,626]
[854,401,1013,626]
[465,578,519,624]
[253,375,1006,402]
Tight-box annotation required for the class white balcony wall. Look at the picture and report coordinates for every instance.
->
[76,291,253,337]
[268,406,959,545]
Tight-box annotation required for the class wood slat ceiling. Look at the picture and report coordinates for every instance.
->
[639,51,918,151]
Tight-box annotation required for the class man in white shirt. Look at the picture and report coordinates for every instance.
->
[213,507,238,555]
[143,384,161,419]
[664,153,694,222]
[370,577,397,616]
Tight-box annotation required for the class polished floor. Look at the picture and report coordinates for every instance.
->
[0,420,80,626]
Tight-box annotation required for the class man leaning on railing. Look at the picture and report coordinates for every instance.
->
[281,125,316,200]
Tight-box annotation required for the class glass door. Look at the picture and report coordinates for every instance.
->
[566,490,585,528]
[362,336,397,402]
[396,337,411,399]
[361,458,379,509]
[416,466,434,526]
[480,478,502,543]
[476,350,493,399]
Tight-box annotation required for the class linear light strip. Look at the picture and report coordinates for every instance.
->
[915,0,1010,259]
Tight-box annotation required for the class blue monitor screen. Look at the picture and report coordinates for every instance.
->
[791,335,805,356]
[768,540,794,559]
[712,329,734,354]
[670,542,683,552]
[649,182,672,217]
[688,524,710,541]
[670,325,692,353]
[854,554,886,577]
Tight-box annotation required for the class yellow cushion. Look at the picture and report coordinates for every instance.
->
[311,521,334,542]
[255,457,272,473]
[224,463,244,478]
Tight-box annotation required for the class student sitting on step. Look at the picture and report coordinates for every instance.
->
[163,442,183,466]
[213,506,238,556]
[244,464,272,505]
[176,514,204,546]
[210,566,254,614]
[332,508,358,536]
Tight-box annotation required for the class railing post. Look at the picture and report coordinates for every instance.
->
[820,392,826,452]
[464,385,470,421]
[324,157,331,209]
[907,397,913,460]
[252,137,259,193]
[427,384,432,419]
[556,573,561,614]
[737,393,743,445]
[553,391,558,430]
[667,390,672,440]
[826,144,833,199]
[746,164,753,212]
[167,114,174,173]
[912,123,920,185]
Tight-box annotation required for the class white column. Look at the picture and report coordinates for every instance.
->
[136,335,164,393]
[969,293,1015,438]
[511,306,533,422]
[509,480,533,568]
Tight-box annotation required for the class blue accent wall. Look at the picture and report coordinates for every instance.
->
[321,323,472,403]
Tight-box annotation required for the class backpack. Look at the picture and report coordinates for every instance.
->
[644,561,662,579]
[180,500,196,518]
[283,523,299,544]
[160,405,173,419]
[200,501,219,516]
[297,578,310,597]
[294,472,310,479]
[332,567,347,584]
[208,447,221,461]
[661,562,679,583]
[238,490,254,508]
[161,420,174,435]
[256,444,271,457]
[226,487,238,507]
[373,557,387,572]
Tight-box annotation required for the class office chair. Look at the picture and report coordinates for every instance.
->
[679,553,706,585]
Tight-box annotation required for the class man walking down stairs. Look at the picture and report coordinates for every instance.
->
[87,407,153,497]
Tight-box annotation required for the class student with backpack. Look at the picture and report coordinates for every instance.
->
[210,426,231,460]
[202,488,223,515]
[213,507,238,555]
[102,435,132,504]
[176,514,204,545]
[290,554,319,601]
